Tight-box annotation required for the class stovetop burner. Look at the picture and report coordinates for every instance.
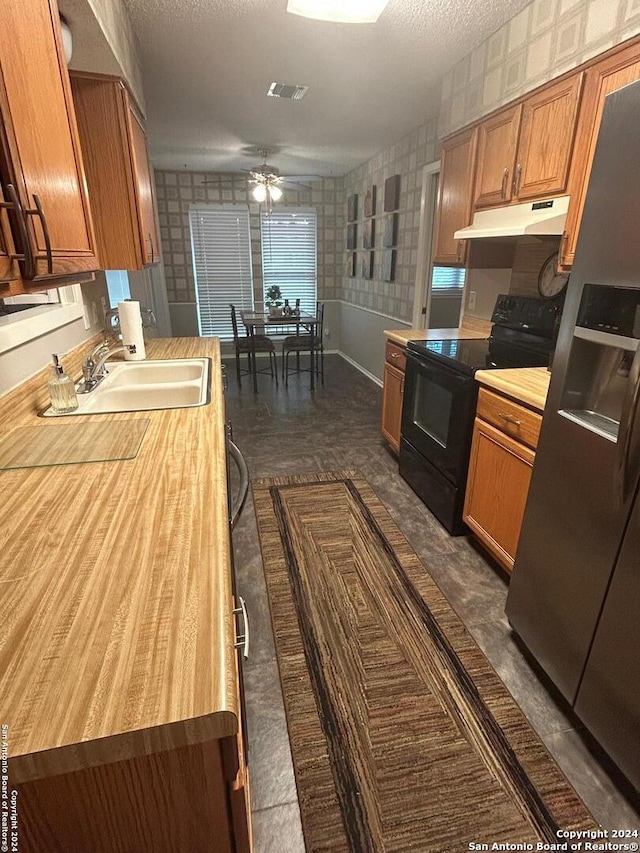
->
[407,293,562,375]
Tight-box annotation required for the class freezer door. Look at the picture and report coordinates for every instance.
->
[574,486,640,790]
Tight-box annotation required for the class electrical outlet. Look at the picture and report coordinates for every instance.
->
[91,301,99,326]
[324,327,330,338]
[468,290,477,311]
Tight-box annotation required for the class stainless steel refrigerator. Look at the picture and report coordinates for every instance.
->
[506,78,640,792]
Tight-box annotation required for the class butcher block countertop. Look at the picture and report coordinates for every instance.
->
[0,337,238,783]
[475,367,551,413]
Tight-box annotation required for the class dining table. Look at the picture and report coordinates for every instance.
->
[240,309,320,393]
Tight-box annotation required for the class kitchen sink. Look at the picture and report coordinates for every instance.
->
[42,358,211,416]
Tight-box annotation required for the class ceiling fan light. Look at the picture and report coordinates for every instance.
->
[252,184,267,203]
[286,0,389,23]
[269,185,283,202]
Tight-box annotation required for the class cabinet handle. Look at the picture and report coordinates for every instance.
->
[3,184,36,279]
[501,167,509,199]
[513,163,522,197]
[233,596,250,660]
[228,437,249,530]
[148,232,154,264]
[389,352,399,359]
[30,195,54,274]
[498,412,522,426]
[560,230,569,264]
[456,241,462,263]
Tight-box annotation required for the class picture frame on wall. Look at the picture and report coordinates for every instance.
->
[347,223,358,250]
[382,213,398,248]
[382,249,396,282]
[384,174,401,211]
[347,194,358,222]
[363,218,375,249]
[364,185,376,217]
[362,252,374,279]
[350,252,357,277]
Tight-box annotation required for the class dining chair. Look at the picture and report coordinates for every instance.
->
[230,304,278,388]
[282,301,325,387]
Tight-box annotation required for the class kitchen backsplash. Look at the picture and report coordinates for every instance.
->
[440,0,640,138]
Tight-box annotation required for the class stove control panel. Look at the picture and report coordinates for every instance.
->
[491,294,563,337]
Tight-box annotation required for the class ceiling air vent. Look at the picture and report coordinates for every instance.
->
[267,82,309,100]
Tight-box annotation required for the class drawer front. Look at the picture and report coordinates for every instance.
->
[477,387,542,449]
[385,341,406,372]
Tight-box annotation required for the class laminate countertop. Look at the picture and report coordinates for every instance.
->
[384,320,492,347]
[0,337,238,784]
[475,367,551,413]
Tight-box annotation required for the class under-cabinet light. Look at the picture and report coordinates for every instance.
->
[286,0,390,24]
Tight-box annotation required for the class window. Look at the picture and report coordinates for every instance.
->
[431,265,466,296]
[261,209,317,313]
[189,205,253,340]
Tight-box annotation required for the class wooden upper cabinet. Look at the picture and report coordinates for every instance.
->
[128,107,160,265]
[70,72,160,270]
[432,127,478,265]
[0,0,98,285]
[474,105,522,208]
[516,72,583,201]
[561,41,640,268]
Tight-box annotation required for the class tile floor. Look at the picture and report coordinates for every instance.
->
[225,354,640,851]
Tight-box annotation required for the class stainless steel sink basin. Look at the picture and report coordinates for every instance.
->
[43,358,211,416]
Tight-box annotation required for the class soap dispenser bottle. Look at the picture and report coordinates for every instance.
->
[48,354,79,413]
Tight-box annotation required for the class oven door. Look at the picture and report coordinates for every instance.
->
[401,349,478,484]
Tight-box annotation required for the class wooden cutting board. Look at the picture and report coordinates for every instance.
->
[0,419,149,470]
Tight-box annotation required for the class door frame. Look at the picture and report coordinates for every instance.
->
[412,159,441,330]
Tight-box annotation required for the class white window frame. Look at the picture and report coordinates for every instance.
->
[0,284,85,356]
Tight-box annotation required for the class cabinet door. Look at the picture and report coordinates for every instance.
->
[515,73,584,201]
[0,0,98,280]
[561,41,640,268]
[127,105,160,265]
[463,418,535,573]
[381,361,405,453]
[474,105,522,209]
[433,127,478,264]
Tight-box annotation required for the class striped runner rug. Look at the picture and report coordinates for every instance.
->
[251,471,598,852]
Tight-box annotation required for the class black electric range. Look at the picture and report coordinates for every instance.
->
[399,294,562,535]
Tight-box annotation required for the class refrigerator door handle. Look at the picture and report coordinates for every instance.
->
[617,343,640,507]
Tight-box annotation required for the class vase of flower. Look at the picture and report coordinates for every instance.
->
[265,285,284,317]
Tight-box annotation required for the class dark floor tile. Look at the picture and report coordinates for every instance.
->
[468,618,579,738]
[422,549,509,627]
[251,802,306,853]
[244,660,299,812]
[541,728,640,829]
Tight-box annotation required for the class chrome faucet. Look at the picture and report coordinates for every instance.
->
[77,340,137,393]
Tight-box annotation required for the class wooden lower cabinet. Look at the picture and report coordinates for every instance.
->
[464,389,541,573]
[18,733,250,853]
[381,340,407,453]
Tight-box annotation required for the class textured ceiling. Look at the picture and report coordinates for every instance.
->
[122,0,531,176]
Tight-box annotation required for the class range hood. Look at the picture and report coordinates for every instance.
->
[454,196,569,240]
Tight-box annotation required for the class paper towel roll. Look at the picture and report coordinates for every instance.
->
[117,300,146,361]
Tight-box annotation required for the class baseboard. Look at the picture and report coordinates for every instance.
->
[337,351,383,387]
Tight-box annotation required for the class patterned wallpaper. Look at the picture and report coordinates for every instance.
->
[440,0,640,138]
[340,116,440,323]
[155,170,343,308]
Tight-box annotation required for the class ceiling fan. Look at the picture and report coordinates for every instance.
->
[202,149,320,203]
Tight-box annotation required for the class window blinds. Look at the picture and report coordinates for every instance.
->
[189,205,253,339]
[431,265,466,295]
[261,209,317,314]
